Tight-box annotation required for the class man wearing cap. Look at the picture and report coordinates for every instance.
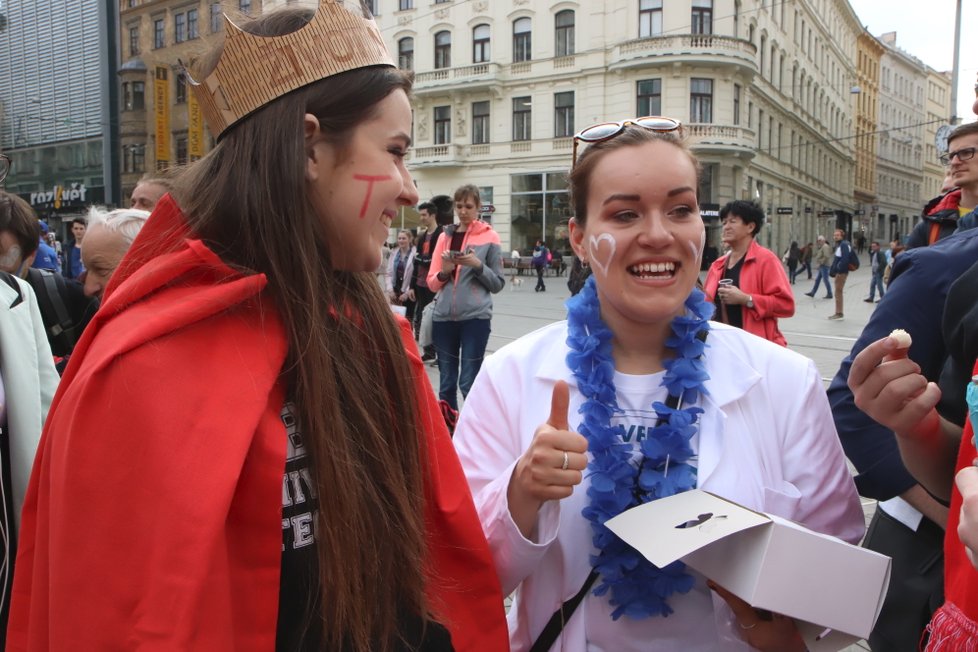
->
[30,222,59,273]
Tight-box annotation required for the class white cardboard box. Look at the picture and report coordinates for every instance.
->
[605,490,891,652]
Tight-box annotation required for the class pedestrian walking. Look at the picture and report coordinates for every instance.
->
[801,241,813,279]
[532,239,549,292]
[864,241,886,303]
[827,228,852,320]
[804,235,833,299]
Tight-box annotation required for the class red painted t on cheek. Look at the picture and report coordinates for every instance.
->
[353,173,392,219]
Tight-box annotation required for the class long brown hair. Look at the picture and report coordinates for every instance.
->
[177,8,430,651]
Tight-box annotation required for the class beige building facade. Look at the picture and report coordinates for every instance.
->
[375,0,868,259]
[114,0,950,254]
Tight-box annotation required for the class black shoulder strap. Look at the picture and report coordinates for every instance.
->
[530,329,709,651]
[0,272,23,308]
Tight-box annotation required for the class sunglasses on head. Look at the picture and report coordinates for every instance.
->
[571,116,682,168]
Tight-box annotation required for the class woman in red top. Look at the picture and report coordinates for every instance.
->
[703,200,794,346]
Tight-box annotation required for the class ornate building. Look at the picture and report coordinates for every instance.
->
[117,0,266,200]
[375,0,868,258]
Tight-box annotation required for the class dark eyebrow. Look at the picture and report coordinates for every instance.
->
[393,131,412,148]
[601,193,641,205]
[667,187,696,197]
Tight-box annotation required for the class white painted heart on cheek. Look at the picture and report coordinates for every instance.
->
[587,233,617,278]
[688,229,706,266]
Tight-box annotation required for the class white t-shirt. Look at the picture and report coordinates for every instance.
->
[582,370,723,651]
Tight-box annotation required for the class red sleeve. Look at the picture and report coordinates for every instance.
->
[395,317,510,652]
[748,247,795,319]
[703,257,724,303]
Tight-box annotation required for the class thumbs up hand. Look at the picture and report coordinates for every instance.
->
[507,381,589,539]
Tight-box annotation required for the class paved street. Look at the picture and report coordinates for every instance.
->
[421,262,884,651]
[423,263,881,389]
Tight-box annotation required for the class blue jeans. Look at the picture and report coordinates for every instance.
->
[432,318,492,411]
[869,270,886,301]
[809,264,832,297]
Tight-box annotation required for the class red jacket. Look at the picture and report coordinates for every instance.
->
[703,239,794,347]
[8,196,509,651]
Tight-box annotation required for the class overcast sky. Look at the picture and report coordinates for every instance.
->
[847,0,977,124]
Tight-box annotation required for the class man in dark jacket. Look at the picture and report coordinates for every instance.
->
[411,195,452,362]
[828,219,978,650]
[827,229,851,320]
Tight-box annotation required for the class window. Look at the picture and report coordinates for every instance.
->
[175,73,187,104]
[174,12,186,43]
[210,3,222,32]
[399,0,413,9]
[239,0,251,14]
[187,9,198,39]
[510,173,570,252]
[366,0,379,14]
[132,144,146,173]
[175,136,188,165]
[397,37,414,70]
[636,78,661,116]
[473,24,490,63]
[691,0,713,35]
[512,96,531,141]
[690,78,713,123]
[434,31,451,69]
[129,26,140,56]
[513,17,531,63]
[153,18,164,48]
[434,106,451,145]
[639,0,662,38]
[472,101,490,144]
[554,91,574,138]
[733,84,741,125]
[122,81,146,111]
[555,10,574,57]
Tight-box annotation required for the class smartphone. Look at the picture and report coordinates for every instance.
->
[445,250,462,258]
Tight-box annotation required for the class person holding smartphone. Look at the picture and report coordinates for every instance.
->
[427,184,505,411]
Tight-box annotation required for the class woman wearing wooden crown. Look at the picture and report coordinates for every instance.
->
[6,3,507,651]
[453,120,865,651]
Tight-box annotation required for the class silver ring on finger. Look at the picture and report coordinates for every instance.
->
[561,451,569,471]
[738,621,758,630]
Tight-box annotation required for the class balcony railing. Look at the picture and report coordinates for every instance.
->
[413,63,501,93]
[613,34,756,69]
[684,123,756,153]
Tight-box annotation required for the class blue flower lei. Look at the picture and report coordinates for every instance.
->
[565,274,713,620]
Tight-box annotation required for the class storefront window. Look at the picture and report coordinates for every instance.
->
[510,172,570,254]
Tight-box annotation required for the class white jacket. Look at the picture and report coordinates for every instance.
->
[454,321,864,652]
[0,274,58,530]
[385,247,415,296]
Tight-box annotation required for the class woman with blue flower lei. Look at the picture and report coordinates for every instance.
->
[453,121,866,651]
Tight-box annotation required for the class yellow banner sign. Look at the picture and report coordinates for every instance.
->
[188,88,204,159]
[155,66,170,163]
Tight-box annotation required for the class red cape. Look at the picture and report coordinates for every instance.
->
[8,195,509,651]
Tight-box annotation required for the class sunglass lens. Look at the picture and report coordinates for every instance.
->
[635,117,680,131]
[577,123,622,142]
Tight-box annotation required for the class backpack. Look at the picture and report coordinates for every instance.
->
[25,268,82,357]
[846,246,860,272]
